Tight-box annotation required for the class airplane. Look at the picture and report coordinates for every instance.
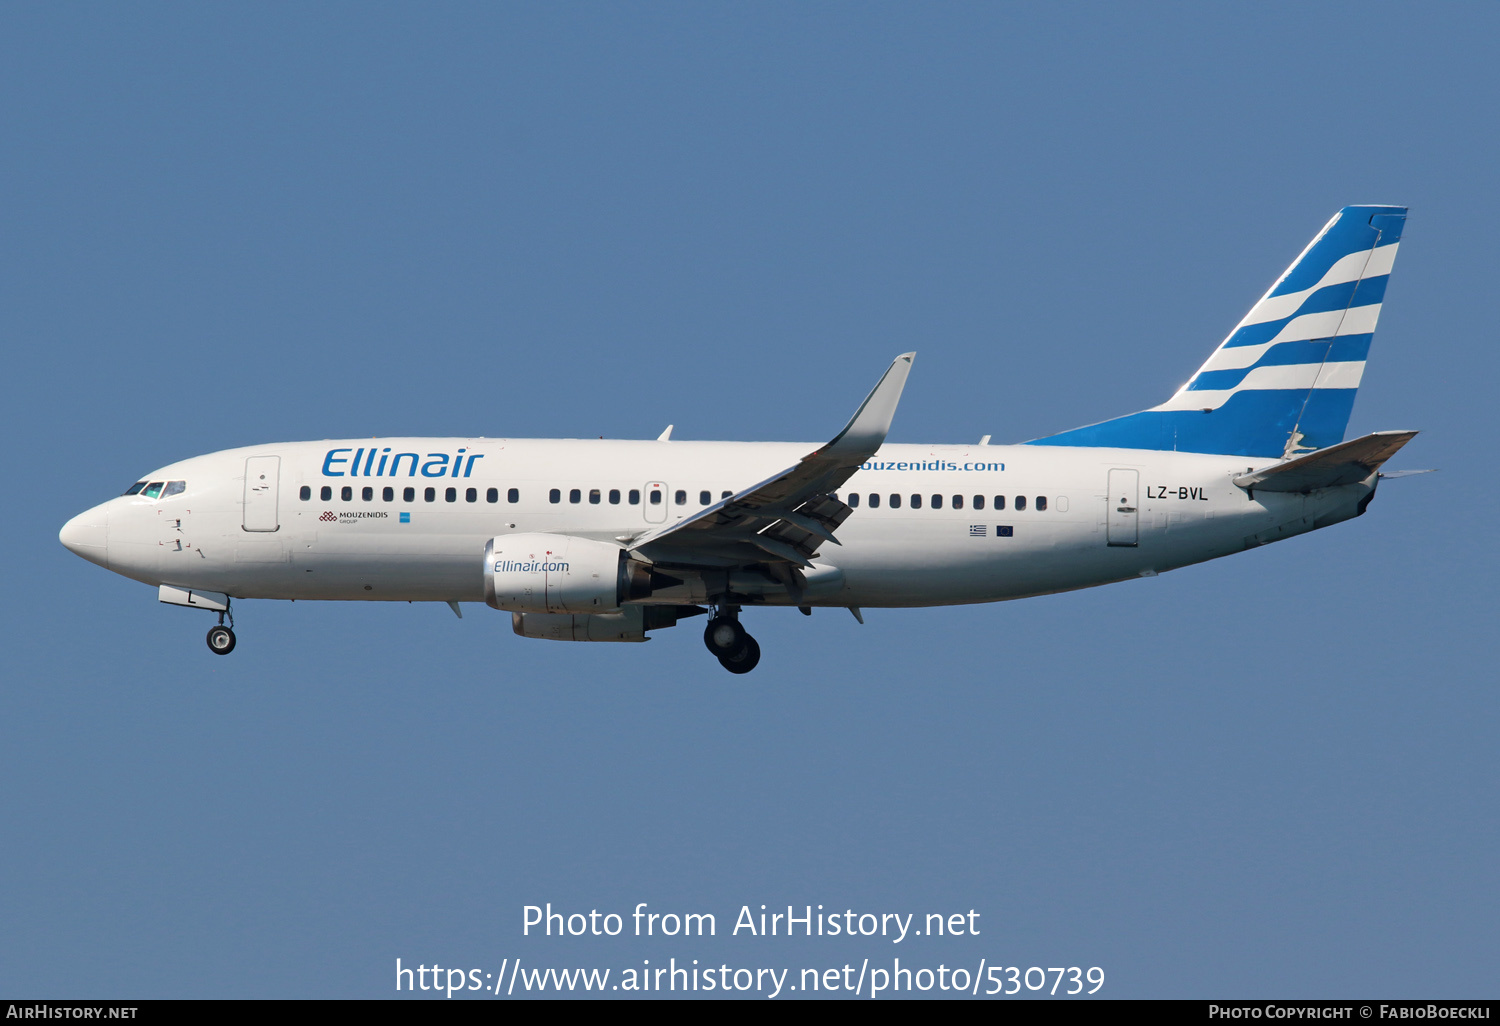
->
[60,205,1421,673]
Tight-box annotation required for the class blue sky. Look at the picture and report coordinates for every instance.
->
[3,3,1496,998]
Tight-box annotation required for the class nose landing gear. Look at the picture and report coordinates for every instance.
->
[206,607,236,655]
[207,625,236,654]
[703,608,760,674]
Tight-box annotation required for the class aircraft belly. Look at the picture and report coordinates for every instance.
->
[833,516,1124,606]
[273,527,485,601]
[830,501,1271,606]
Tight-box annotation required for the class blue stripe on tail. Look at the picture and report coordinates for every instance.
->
[1027,206,1406,458]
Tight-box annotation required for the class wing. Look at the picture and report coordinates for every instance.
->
[630,352,915,569]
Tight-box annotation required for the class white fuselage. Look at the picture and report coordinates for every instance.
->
[63,437,1373,609]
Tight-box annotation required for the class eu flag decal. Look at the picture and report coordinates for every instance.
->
[996,525,1013,537]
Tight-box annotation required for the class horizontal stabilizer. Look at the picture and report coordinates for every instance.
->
[1233,430,1417,493]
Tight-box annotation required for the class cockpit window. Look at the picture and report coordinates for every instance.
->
[142,482,165,499]
[123,482,147,495]
[163,481,186,497]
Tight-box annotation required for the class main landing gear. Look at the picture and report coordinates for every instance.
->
[703,608,760,674]
[206,606,236,655]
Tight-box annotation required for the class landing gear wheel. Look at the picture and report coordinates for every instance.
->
[206,625,236,655]
[703,616,747,657]
[717,634,760,674]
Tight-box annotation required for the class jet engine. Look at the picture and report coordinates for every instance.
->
[511,604,704,643]
[484,533,631,614]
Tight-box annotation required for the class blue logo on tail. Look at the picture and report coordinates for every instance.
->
[1028,206,1406,458]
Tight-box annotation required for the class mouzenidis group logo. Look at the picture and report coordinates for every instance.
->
[319,511,389,524]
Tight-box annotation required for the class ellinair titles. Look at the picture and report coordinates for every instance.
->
[321,447,484,478]
[61,206,1425,673]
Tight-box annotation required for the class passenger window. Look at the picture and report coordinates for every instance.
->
[124,482,147,495]
[721,490,732,499]
[424,487,436,502]
[848,492,860,508]
[995,495,1005,510]
[362,486,373,501]
[341,486,353,501]
[1036,496,1047,511]
[589,489,601,504]
[486,488,499,503]
[889,494,902,509]
[164,481,186,497]
[549,489,561,504]
[143,482,164,499]
[952,494,964,509]
[868,493,880,508]
[508,488,520,503]
[649,489,662,505]
[674,489,686,505]
[629,489,640,505]
[466,487,477,503]
[404,487,416,502]
[300,485,311,501]
[609,489,621,504]
[699,490,711,505]
[973,495,985,510]
[910,494,922,509]
[321,486,333,501]
[1015,495,1027,511]
[383,486,394,502]
[445,487,457,502]
[569,488,581,503]
[931,494,943,509]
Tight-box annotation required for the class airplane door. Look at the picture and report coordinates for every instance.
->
[243,456,281,533]
[1107,468,1138,547]
[642,481,668,524]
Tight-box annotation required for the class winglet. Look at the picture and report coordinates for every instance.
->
[816,352,915,461]
[628,352,916,564]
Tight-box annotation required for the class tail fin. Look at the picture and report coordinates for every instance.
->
[1028,205,1406,458]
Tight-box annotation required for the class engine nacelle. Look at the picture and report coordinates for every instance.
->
[511,604,704,643]
[513,608,647,642]
[484,533,628,614]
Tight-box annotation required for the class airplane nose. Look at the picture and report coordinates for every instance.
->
[60,505,109,568]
